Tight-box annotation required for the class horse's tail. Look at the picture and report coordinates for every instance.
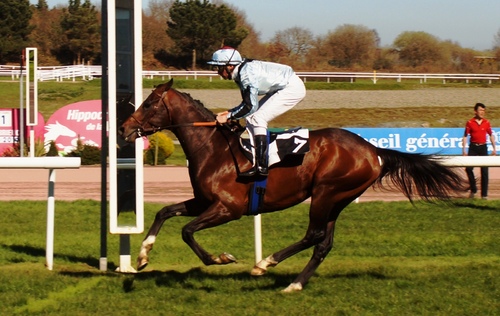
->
[375,147,467,202]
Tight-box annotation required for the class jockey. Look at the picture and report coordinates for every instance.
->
[208,46,306,177]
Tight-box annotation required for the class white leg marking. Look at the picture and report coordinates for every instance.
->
[283,282,303,292]
[139,236,156,256]
[255,255,278,271]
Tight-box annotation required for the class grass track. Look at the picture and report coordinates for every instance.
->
[0,200,498,315]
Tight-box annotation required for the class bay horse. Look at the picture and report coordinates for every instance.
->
[119,79,466,292]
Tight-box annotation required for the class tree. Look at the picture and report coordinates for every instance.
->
[393,31,445,69]
[494,28,500,49]
[0,0,33,63]
[59,0,100,64]
[29,4,63,65]
[167,0,247,69]
[36,0,49,11]
[324,24,379,69]
[143,0,175,68]
[268,27,313,67]
[217,1,264,60]
[494,28,500,64]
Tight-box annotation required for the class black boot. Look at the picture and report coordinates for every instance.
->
[239,135,268,177]
[255,135,268,176]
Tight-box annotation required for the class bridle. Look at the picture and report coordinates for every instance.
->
[124,90,171,139]
[124,89,219,141]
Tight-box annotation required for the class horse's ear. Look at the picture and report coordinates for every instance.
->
[165,79,174,91]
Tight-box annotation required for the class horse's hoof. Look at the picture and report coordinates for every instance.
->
[219,252,237,264]
[250,266,266,276]
[282,282,303,292]
[137,258,149,271]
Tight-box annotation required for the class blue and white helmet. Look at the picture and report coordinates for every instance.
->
[207,47,242,65]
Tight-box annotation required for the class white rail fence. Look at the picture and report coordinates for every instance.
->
[1,64,499,84]
[0,157,81,270]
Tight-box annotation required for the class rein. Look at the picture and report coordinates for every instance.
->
[126,89,217,139]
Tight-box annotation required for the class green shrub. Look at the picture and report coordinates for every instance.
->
[66,138,101,165]
[46,140,59,156]
[144,131,175,165]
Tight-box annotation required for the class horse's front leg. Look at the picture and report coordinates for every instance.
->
[181,201,239,266]
[137,199,203,271]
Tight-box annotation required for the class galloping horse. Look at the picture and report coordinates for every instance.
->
[119,79,465,292]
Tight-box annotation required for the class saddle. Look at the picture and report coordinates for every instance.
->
[239,127,310,167]
[240,127,310,215]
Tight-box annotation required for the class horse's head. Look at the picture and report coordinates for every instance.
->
[119,79,174,142]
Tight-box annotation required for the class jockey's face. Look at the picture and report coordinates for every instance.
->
[216,65,235,80]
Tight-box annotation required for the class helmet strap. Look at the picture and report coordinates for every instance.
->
[225,49,236,66]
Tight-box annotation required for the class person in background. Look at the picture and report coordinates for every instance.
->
[462,102,497,199]
[208,46,306,177]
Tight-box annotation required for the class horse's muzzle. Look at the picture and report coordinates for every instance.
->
[118,126,139,142]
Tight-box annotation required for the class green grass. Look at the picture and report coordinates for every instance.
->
[0,200,498,315]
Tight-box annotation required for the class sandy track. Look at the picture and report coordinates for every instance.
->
[0,165,497,203]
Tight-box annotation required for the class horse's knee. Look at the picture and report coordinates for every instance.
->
[181,225,195,244]
[303,230,327,246]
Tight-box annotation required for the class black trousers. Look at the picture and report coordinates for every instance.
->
[465,143,489,197]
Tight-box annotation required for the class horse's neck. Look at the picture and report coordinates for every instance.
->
[174,127,238,166]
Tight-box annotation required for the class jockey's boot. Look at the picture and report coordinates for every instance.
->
[255,135,268,176]
[239,135,268,177]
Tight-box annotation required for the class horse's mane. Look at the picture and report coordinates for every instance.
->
[172,88,216,122]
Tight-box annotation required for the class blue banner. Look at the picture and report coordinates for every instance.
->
[345,128,499,155]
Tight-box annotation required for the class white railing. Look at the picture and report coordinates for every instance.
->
[0,157,81,270]
[1,64,499,84]
[0,64,101,81]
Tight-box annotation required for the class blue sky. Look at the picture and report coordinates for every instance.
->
[36,0,499,50]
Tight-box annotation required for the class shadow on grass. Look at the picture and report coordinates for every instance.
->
[452,200,500,211]
[2,244,101,268]
[124,267,394,292]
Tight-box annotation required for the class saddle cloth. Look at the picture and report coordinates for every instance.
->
[239,128,310,166]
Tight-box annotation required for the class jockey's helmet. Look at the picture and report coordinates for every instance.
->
[207,47,242,66]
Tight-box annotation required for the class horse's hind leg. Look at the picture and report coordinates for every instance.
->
[283,221,335,292]
[251,196,351,291]
[137,199,203,271]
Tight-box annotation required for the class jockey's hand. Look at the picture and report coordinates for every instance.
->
[216,111,229,124]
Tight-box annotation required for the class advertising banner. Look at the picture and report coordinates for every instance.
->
[346,127,499,155]
[45,100,103,154]
[0,108,45,155]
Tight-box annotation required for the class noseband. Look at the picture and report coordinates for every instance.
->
[125,90,219,142]
[127,90,172,138]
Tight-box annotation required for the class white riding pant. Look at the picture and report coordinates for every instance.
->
[246,74,306,136]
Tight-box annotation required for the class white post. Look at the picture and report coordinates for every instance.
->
[25,48,38,157]
[254,215,262,263]
[107,0,144,273]
[0,157,81,270]
[46,169,56,270]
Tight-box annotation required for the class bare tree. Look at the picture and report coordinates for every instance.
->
[268,27,313,67]
[494,28,500,49]
[493,28,500,62]
[142,0,174,68]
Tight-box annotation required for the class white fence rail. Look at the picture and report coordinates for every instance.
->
[0,157,81,270]
[1,65,499,84]
[439,155,500,167]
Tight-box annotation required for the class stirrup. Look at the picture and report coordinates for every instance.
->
[257,165,268,176]
[239,166,257,177]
